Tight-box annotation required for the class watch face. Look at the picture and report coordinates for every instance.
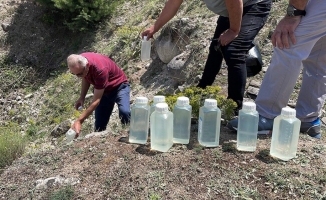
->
[287,5,294,16]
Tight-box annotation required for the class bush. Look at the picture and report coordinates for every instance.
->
[36,0,123,31]
[161,86,237,121]
[0,125,27,170]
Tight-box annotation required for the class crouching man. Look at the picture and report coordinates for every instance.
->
[67,52,130,137]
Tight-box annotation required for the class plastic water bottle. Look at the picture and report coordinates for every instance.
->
[129,97,150,144]
[150,95,166,117]
[237,102,259,152]
[141,36,151,61]
[198,99,221,147]
[270,107,301,161]
[173,96,192,144]
[66,128,76,144]
[150,103,173,152]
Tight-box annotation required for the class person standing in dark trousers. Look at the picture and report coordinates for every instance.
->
[228,0,325,139]
[142,0,272,113]
[67,52,130,137]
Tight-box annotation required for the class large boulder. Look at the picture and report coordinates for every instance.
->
[154,18,195,63]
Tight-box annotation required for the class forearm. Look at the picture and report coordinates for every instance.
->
[77,88,104,124]
[80,79,90,99]
[152,0,183,33]
[77,99,100,123]
[225,0,243,34]
[289,0,308,10]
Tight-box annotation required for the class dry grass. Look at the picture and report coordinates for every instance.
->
[0,0,326,199]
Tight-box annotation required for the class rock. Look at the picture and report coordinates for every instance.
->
[84,130,109,139]
[321,117,326,125]
[85,94,93,99]
[154,19,192,63]
[167,51,191,82]
[24,93,33,99]
[249,80,261,88]
[155,35,182,63]
[262,67,268,73]
[1,23,10,32]
[35,176,80,190]
[247,86,259,96]
[50,120,71,137]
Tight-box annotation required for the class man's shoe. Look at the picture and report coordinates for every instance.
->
[227,115,273,135]
[300,118,321,139]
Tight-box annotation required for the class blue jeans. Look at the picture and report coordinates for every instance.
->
[197,0,271,109]
[94,82,130,131]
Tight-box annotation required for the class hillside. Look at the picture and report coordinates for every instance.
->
[0,0,326,199]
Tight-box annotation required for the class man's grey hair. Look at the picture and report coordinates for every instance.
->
[67,54,88,68]
[77,55,88,68]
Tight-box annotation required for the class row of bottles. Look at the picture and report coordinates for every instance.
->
[129,96,221,152]
[236,102,301,161]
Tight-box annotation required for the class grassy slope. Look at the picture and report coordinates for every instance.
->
[0,0,326,199]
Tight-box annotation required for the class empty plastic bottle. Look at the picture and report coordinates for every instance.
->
[237,102,259,152]
[141,36,151,61]
[66,128,76,144]
[129,97,150,144]
[198,99,221,147]
[150,103,173,152]
[270,107,301,161]
[173,96,192,144]
[150,95,166,117]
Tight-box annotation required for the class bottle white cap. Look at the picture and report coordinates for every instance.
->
[177,96,189,106]
[153,95,165,103]
[281,107,296,117]
[135,97,148,104]
[242,102,256,111]
[155,103,168,113]
[204,99,217,107]
[66,128,76,137]
[143,36,147,41]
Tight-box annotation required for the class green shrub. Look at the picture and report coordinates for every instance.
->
[50,186,74,200]
[162,86,237,121]
[0,125,27,170]
[36,0,123,31]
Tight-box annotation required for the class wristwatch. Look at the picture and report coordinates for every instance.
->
[286,4,306,17]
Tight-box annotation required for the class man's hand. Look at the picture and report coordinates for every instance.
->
[71,120,82,138]
[219,29,239,46]
[75,98,84,110]
[141,26,156,40]
[272,16,301,49]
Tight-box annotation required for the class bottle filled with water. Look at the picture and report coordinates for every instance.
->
[270,107,301,161]
[129,97,150,144]
[173,96,192,144]
[198,99,221,147]
[237,102,259,152]
[150,95,166,117]
[150,103,173,152]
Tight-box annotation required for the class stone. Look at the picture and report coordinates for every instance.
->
[247,86,259,96]
[166,52,191,82]
[249,80,261,88]
[1,23,10,32]
[50,120,71,137]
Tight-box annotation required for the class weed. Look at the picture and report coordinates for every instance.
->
[0,126,27,170]
[49,185,74,200]
[222,142,236,153]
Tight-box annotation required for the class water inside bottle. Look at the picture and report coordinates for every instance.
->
[237,112,258,152]
[173,107,191,144]
[270,118,299,161]
[129,105,149,144]
[198,108,220,147]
